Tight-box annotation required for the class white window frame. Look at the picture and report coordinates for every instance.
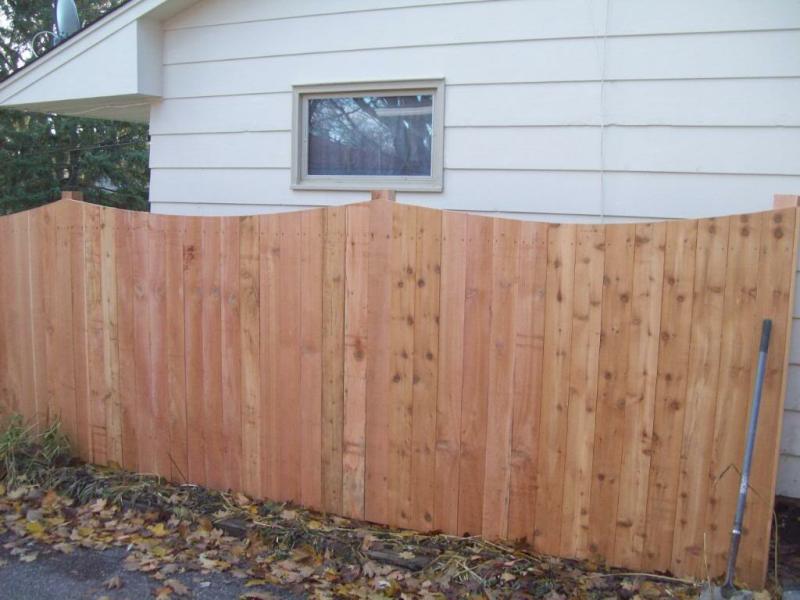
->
[291,79,445,192]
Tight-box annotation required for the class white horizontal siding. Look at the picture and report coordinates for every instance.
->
[150,79,800,136]
[153,0,800,496]
[150,168,800,219]
[150,126,800,176]
[164,0,800,39]
[162,31,800,99]
[165,0,491,30]
[603,127,800,176]
[604,79,800,126]
[162,1,605,65]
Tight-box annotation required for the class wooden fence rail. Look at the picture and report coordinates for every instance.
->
[0,195,797,587]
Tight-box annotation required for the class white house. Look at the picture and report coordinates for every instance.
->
[1,0,800,496]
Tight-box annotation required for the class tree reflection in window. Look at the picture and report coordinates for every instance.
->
[307,94,433,177]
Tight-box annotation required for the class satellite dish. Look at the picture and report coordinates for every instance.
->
[55,0,81,41]
[30,0,82,57]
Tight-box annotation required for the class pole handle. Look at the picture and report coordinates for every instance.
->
[759,319,772,353]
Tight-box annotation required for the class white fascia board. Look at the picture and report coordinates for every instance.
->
[0,0,196,119]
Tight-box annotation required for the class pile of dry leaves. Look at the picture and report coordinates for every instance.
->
[0,420,703,599]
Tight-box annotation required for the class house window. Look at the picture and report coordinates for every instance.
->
[292,80,445,192]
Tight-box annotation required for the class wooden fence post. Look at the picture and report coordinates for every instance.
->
[60,190,84,202]
[774,194,800,209]
[371,190,396,202]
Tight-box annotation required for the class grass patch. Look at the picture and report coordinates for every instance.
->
[0,415,71,489]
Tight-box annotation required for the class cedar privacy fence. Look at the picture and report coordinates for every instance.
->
[0,191,798,588]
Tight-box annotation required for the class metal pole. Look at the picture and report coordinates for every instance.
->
[722,319,772,597]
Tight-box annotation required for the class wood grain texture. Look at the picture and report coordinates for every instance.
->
[321,208,345,514]
[364,198,393,525]
[239,215,261,498]
[342,204,370,520]
[434,211,467,535]
[457,215,493,537]
[506,221,547,544]
[482,217,520,540]
[535,223,576,554]
[560,224,604,558]
[671,217,731,576]
[588,224,635,562]
[410,207,441,532]
[300,210,324,510]
[0,199,794,589]
[642,219,698,572]
[613,222,666,568]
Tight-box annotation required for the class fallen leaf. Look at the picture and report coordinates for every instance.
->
[148,523,168,537]
[104,575,124,590]
[154,586,173,599]
[240,592,276,600]
[19,552,38,563]
[165,578,190,596]
[53,542,75,554]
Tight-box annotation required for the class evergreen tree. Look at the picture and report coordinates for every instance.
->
[0,0,149,214]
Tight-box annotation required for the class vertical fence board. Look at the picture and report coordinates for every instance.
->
[277,213,303,502]
[68,203,90,460]
[0,215,16,416]
[260,214,280,499]
[11,213,35,425]
[221,217,242,492]
[482,218,520,540]
[240,215,261,498]
[507,222,547,543]
[613,222,666,568]
[201,218,224,489]
[560,224,605,558]
[342,204,370,520]
[151,216,172,478]
[84,205,108,465]
[300,210,324,510]
[410,207,442,532]
[183,217,205,485]
[114,209,137,471]
[434,212,467,534]
[100,208,123,467]
[131,212,155,474]
[364,199,393,525]
[588,224,636,562]
[388,204,417,529]
[165,216,188,482]
[457,215,493,536]
[321,208,345,514]
[671,217,731,576]
[642,219,698,572]
[28,208,50,428]
[706,213,764,576]
[535,223,577,554]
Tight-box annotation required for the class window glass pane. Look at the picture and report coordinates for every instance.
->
[307,94,433,177]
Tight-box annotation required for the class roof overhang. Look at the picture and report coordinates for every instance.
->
[0,0,197,123]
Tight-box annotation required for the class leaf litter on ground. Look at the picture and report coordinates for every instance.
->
[0,418,704,598]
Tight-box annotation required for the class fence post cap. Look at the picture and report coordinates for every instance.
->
[60,190,84,202]
[773,194,800,209]
[371,190,396,203]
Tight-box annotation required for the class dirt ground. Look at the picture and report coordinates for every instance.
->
[0,468,705,599]
[773,496,800,592]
